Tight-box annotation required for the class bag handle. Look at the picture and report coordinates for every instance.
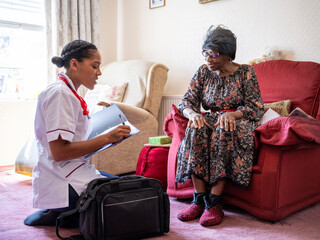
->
[87,177,119,192]
[109,176,149,192]
[87,176,144,193]
[55,190,92,239]
[56,208,84,240]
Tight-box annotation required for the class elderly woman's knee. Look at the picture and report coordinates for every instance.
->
[186,126,211,138]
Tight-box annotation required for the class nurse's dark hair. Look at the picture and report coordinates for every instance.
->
[51,40,98,68]
[202,25,237,61]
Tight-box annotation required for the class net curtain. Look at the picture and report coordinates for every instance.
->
[45,0,99,92]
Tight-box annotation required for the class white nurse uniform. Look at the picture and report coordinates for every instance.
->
[32,72,102,209]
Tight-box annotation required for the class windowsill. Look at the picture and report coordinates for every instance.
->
[0,98,37,102]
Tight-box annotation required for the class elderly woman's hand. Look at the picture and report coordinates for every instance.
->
[182,108,209,129]
[215,111,243,131]
[188,112,209,129]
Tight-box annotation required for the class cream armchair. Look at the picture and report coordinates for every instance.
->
[88,60,169,175]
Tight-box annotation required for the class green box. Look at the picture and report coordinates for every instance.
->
[149,135,172,145]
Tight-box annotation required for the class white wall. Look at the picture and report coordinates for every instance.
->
[98,0,118,64]
[0,101,36,165]
[99,0,320,95]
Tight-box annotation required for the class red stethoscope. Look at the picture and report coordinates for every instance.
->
[59,74,90,118]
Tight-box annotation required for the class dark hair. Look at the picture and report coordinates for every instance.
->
[51,40,98,68]
[202,25,237,60]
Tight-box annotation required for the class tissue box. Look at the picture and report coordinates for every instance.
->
[149,135,172,145]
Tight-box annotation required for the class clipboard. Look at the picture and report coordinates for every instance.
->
[85,104,140,158]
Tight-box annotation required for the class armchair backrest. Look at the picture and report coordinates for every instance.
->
[253,60,320,119]
[98,60,169,118]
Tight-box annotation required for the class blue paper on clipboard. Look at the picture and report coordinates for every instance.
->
[85,104,140,158]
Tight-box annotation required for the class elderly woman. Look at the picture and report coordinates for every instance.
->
[176,25,264,227]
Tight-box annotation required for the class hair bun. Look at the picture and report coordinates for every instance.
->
[51,56,64,68]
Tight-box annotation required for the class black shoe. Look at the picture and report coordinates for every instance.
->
[24,209,60,226]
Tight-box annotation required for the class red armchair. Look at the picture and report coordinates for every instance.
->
[163,60,320,221]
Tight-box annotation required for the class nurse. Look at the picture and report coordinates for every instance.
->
[24,40,131,227]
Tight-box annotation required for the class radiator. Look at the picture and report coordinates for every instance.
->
[157,95,182,135]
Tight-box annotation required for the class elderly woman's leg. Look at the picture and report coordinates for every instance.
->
[200,181,225,227]
[192,175,207,193]
[176,121,213,222]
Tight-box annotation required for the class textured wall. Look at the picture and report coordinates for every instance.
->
[99,0,320,95]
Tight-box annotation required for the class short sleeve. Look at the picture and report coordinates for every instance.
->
[42,86,80,142]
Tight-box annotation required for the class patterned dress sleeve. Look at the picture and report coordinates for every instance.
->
[237,65,264,121]
[178,65,205,114]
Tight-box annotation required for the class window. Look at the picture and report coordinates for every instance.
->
[0,0,46,100]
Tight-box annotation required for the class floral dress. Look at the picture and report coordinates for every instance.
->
[176,64,264,188]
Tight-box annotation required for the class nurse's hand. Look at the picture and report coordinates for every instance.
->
[97,101,111,108]
[106,125,131,143]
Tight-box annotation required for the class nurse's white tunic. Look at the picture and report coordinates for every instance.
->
[32,72,102,209]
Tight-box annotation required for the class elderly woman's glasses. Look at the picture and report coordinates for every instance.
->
[202,50,219,59]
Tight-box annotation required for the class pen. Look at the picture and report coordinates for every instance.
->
[119,114,125,125]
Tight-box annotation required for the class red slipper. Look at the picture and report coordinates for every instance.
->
[177,203,205,221]
[200,204,224,227]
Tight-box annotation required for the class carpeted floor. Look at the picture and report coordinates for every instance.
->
[0,166,319,240]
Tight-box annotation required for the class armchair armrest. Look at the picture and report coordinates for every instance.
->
[89,102,159,175]
[108,101,156,125]
[253,116,320,174]
[255,116,320,147]
[163,104,188,141]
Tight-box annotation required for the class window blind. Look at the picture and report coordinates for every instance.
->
[0,0,44,30]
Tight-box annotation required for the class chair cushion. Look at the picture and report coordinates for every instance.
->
[254,60,320,118]
[255,116,320,146]
[264,99,292,116]
[99,60,154,108]
[85,83,128,113]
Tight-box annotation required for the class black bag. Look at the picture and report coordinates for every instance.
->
[56,175,170,240]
